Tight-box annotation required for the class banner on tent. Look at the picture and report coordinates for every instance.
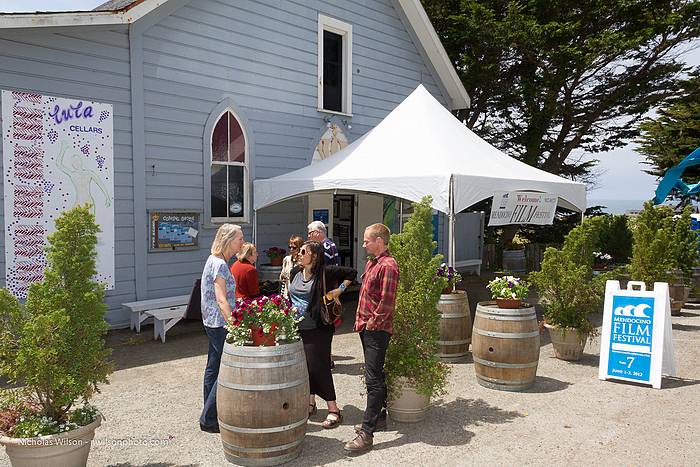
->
[488,191,558,226]
[598,280,676,389]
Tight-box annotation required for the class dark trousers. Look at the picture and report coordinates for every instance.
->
[359,329,390,434]
[199,325,227,428]
[300,326,337,401]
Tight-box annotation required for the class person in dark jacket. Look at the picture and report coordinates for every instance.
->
[288,240,356,429]
[230,242,260,300]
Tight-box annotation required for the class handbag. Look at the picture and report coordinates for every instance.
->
[320,273,343,326]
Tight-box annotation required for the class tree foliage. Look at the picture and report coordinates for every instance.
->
[0,205,112,423]
[637,70,700,181]
[422,0,700,180]
[386,196,450,398]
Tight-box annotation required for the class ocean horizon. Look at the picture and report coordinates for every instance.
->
[588,199,649,214]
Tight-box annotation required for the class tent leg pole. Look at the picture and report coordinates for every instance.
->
[449,175,455,269]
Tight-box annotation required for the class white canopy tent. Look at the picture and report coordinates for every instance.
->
[254,85,586,266]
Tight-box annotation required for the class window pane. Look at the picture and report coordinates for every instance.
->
[228,165,245,217]
[229,112,245,163]
[212,114,228,162]
[323,30,343,112]
[211,164,228,217]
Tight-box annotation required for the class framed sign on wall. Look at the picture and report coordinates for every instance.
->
[149,211,200,251]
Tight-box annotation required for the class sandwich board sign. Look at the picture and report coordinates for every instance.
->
[599,280,676,389]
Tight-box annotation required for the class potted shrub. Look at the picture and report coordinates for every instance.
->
[530,218,607,361]
[225,294,301,346]
[385,196,450,422]
[264,247,286,267]
[0,205,113,467]
[486,275,529,308]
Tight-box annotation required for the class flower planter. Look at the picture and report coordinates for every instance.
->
[441,286,453,295]
[268,257,283,267]
[495,297,523,309]
[250,324,278,346]
[545,324,587,361]
[1,415,101,467]
[387,379,430,423]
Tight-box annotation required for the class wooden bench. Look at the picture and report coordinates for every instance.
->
[122,295,190,334]
[147,305,188,343]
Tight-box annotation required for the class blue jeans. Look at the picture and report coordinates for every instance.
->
[200,326,227,428]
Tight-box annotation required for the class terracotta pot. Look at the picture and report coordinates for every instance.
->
[1,414,101,467]
[269,257,283,267]
[544,324,587,361]
[495,297,523,309]
[387,378,430,423]
[250,324,278,346]
[441,286,453,295]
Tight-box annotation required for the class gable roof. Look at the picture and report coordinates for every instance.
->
[0,0,469,109]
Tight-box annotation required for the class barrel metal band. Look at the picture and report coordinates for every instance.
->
[224,450,301,466]
[225,343,301,357]
[476,306,534,316]
[473,356,539,368]
[477,374,535,385]
[222,437,304,454]
[439,312,469,318]
[218,379,305,392]
[437,339,471,345]
[437,352,469,358]
[475,312,535,321]
[222,357,303,369]
[473,329,539,339]
[218,416,307,434]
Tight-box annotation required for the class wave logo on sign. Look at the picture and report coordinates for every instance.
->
[613,304,651,318]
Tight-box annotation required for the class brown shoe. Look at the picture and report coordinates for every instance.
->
[344,430,373,454]
[353,416,387,433]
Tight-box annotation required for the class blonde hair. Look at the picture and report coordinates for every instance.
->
[365,223,391,245]
[211,224,243,256]
[288,235,304,250]
[237,242,257,261]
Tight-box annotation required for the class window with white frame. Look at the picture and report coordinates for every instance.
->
[210,110,248,222]
[318,14,352,114]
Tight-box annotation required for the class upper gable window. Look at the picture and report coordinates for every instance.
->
[210,110,248,223]
[318,14,352,115]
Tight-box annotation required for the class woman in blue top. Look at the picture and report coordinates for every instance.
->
[199,223,244,433]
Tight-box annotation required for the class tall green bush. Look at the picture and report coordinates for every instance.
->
[628,202,677,287]
[386,196,450,398]
[0,205,112,425]
[597,215,633,264]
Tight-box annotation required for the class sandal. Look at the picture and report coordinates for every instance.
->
[322,410,343,429]
[308,403,317,417]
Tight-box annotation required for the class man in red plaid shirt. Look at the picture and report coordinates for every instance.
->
[344,223,399,454]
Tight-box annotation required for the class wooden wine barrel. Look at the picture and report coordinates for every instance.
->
[502,250,526,274]
[217,341,309,466]
[472,301,540,391]
[437,291,472,361]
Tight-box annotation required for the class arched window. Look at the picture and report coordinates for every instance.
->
[210,110,248,222]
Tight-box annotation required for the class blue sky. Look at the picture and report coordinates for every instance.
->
[2,0,699,203]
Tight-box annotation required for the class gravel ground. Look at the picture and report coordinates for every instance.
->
[2,283,699,467]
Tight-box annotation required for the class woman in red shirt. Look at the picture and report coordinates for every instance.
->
[230,242,260,300]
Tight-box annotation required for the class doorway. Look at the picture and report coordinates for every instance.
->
[332,194,354,267]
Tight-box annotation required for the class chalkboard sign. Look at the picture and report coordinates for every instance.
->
[150,211,200,251]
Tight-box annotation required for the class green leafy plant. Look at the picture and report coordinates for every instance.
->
[530,216,610,336]
[264,247,286,259]
[225,294,301,346]
[435,262,462,292]
[628,202,677,287]
[487,275,529,300]
[0,205,113,437]
[385,196,450,398]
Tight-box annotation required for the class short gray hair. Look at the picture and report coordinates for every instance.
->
[307,220,327,236]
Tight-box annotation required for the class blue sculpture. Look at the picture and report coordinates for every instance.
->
[653,146,700,204]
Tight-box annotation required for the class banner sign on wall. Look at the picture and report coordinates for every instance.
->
[599,280,676,389]
[150,211,200,250]
[488,191,558,226]
[2,90,114,298]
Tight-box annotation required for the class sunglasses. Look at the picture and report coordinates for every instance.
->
[299,248,310,256]
[288,245,299,250]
